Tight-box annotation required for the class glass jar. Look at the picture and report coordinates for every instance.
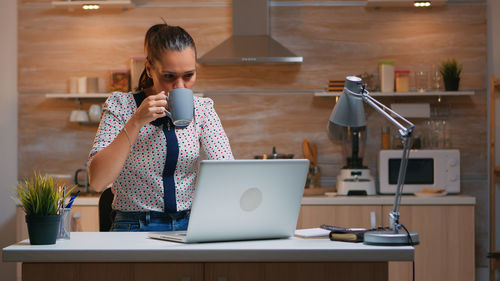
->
[395,70,410,92]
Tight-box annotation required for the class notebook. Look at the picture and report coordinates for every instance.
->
[148,159,309,243]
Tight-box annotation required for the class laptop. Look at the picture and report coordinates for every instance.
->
[148,159,309,243]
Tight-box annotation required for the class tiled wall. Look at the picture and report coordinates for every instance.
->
[18,0,487,268]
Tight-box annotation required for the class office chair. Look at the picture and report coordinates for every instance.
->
[98,187,115,232]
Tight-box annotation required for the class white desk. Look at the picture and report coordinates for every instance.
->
[3,232,413,281]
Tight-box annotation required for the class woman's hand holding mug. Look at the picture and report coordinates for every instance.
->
[133,91,168,125]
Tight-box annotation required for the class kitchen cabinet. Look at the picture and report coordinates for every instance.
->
[296,199,475,281]
[204,262,387,281]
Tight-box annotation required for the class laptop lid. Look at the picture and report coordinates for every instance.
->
[182,159,309,243]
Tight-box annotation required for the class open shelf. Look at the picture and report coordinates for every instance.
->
[46,93,110,99]
[45,92,204,99]
[51,0,134,10]
[314,90,476,97]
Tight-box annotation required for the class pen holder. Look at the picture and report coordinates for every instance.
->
[58,208,71,240]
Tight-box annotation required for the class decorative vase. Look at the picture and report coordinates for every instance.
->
[25,215,61,245]
[444,77,460,91]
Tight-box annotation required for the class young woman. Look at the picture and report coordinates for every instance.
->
[88,23,233,231]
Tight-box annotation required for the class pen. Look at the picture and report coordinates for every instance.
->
[65,190,80,209]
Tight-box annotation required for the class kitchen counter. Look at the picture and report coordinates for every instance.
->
[302,194,476,205]
[69,194,476,206]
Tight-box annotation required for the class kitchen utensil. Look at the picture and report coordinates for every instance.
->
[311,143,318,166]
[302,139,314,164]
[74,168,89,193]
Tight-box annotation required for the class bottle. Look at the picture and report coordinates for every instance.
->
[381,126,391,149]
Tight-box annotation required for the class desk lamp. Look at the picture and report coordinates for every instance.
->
[329,76,419,246]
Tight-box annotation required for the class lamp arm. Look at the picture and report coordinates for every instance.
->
[358,89,415,232]
[361,92,414,137]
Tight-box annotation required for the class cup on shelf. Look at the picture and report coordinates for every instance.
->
[431,64,443,91]
[77,77,87,94]
[415,71,429,93]
[86,77,99,93]
[88,104,102,123]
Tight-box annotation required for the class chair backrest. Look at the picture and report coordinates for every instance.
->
[98,187,115,232]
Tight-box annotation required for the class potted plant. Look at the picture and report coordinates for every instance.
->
[14,172,73,245]
[439,58,462,91]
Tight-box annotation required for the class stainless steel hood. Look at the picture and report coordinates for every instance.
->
[198,0,303,64]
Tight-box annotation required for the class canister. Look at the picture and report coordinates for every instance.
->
[395,70,410,92]
[379,61,395,93]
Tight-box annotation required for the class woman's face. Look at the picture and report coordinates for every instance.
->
[147,47,197,94]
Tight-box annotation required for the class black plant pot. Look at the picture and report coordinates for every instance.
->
[25,215,61,245]
[444,77,460,91]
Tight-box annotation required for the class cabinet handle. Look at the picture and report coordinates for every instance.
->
[180,277,191,281]
[217,277,228,281]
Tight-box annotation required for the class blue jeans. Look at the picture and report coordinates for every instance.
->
[110,210,190,232]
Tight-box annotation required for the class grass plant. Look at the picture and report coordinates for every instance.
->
[439,58,462,80]
[15,172,74,216]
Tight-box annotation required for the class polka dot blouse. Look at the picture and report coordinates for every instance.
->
[89,92,234,212]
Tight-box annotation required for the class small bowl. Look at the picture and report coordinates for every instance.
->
[70,109,89,123]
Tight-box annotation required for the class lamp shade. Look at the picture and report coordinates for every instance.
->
[329,76,366,127]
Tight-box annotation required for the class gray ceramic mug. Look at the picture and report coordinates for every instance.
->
[165,88,194,127]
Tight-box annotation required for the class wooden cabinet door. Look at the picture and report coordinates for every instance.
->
[382,205,475,281]
[205,262,387,281]
[297,205,383,229]
[70,206,99,232]
[22,262,204,281]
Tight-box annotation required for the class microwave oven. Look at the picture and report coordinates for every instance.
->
[378,149,460,194]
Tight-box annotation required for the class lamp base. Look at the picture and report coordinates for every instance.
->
[363,229,419,246]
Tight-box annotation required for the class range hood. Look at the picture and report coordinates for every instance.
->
[198,0,302,64]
